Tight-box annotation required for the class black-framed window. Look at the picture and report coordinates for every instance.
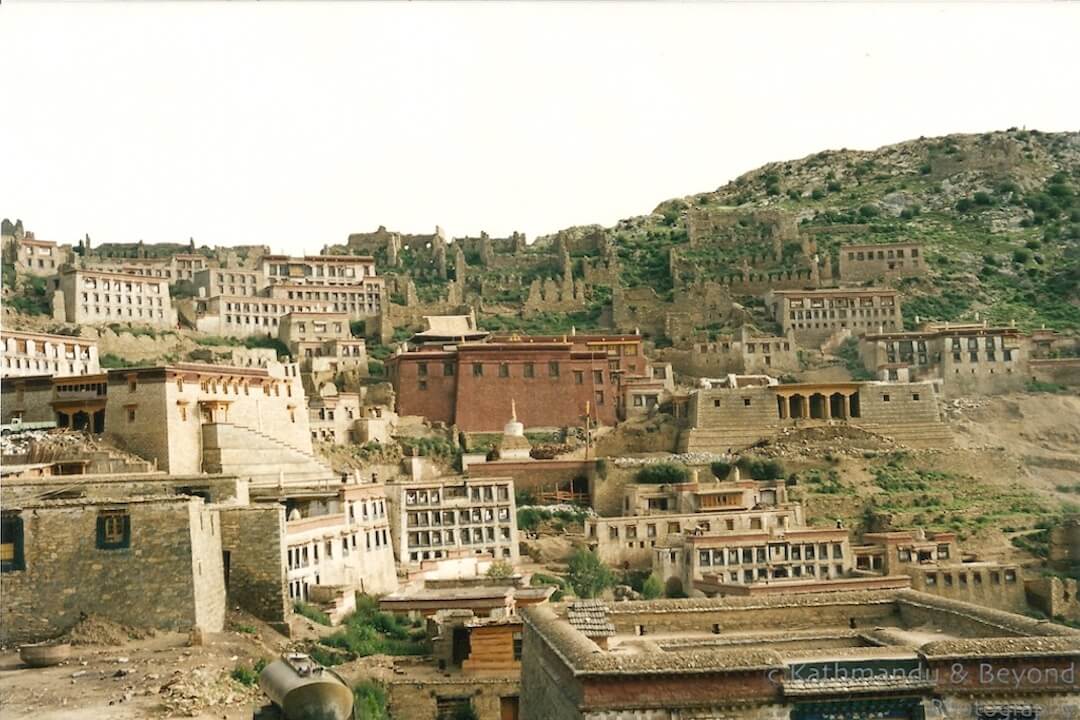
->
[96,510,131,550]
[1,514,25,572]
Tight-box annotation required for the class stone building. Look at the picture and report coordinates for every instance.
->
[278,311,368,376]
[386,475,520,571]
[660,326,799,379]
[194,295,333,337]
[860,321,1032,395]
[266,281,383,318]
[520,590,1080,720]
[856,530,1027,613]
[56,267,178,328]
[678,379,951,451]
[193,266,266,297]
[585,475,803,568]
[1,362,319,479]
[765,288,903,346]
[390,322,662,431]
[654,525,854,594]
[0,495,225,643]
[4,235,68,276]
[260,254,377,285]
[81,253,210,283]
[1,329,100,379]
[253,479,398,602]
[837,242,926,282]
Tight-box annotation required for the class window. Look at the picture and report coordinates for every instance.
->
[128,377,137,392]
[1,514,25,572]
[418,380,428,391]
[912,393,920,401]
[472,363,483,377]
[523,362,535,378]
[127,408,136,423]
[442,362,455,376]
[743,398,751,407]
[574,370,584,385]
[499,363,509,378]
[548,361,559,377]
[418,363,428,377]
[594,391,605,406]
[593,370,603,384]
[513,632,523,660]
[96,510,131,550]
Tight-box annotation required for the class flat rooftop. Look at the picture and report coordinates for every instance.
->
[522,589,1080,677]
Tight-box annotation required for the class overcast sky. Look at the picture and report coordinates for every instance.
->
[1,2,1077,255]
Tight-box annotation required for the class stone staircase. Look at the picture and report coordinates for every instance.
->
[202,422,336,487]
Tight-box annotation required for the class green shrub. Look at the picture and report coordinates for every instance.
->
[230,658,266,687]
[486,559,514,579]
[710,460,732,479]
[567,549,614,599]
[1012,248,1032,264]
[353,681,389,720]
[827,181,841,193]
[811,188,826,200]
[858,205,880,219]
[955,198,974,212]
[642,575,663,600]
[99,353,139,369]
[736,457,785,481]
[973,191,993,206]
[635,463,688,485]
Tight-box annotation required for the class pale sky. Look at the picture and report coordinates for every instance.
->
[1,2,1077,255]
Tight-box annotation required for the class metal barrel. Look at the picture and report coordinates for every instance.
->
[258,655,354,720]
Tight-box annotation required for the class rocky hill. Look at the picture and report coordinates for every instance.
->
[623,128,1080,331]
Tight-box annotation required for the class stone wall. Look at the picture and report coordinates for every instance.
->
[218,504,289,624]
[906,565,1026,614]
[387,671,520,720]
[520,620,587,720]
[1,496,224,643]
[1026,575,1080,623]
[606,596,900,636]
[1031,358,1080,387]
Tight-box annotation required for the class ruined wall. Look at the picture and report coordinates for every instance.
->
[1025,576,1080,623]
[0,498,224,643]
[218,504,289,624]
[837,243,926,282]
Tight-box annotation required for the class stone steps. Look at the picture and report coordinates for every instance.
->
[202,422,335,486]
[679,421,953,452]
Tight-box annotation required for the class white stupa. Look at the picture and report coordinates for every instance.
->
[499,399,532,460]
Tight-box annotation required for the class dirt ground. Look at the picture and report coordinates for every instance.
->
[0,613,300,720]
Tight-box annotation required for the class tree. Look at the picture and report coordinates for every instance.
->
[486,559,514,580]
[567,549,614,599]
[642,575,663,600]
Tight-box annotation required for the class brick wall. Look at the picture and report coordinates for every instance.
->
[1,497,224,643]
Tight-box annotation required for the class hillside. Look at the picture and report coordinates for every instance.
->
[627,128,1080,331]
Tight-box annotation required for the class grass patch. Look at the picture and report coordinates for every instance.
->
[294,601,332,626]
[230,658,267,687]
[314,595,428,664]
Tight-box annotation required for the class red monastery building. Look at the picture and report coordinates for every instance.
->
[387,316,667,432]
